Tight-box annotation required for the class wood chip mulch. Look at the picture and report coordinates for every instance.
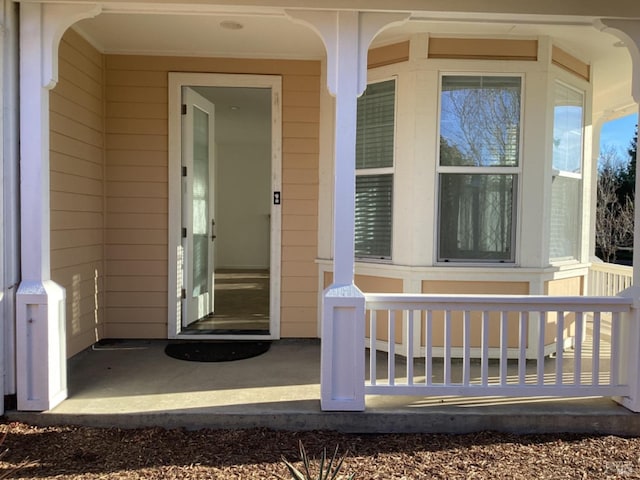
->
[1,421,640,479]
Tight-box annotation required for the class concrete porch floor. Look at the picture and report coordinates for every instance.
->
[7,339,640,435]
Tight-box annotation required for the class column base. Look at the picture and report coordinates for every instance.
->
[16,280,67,411]
[320,283,366,411]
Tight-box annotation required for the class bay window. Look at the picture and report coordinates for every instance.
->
[437,75,522,262]
[355,79,396,259]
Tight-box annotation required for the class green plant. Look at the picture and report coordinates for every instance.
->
[279,440,355,480]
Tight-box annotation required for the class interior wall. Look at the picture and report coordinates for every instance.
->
[215,141,271,269]
[50,29,106,357]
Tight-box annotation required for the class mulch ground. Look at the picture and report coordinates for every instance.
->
[1,422,640,479]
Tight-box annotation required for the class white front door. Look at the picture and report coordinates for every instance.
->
[182,88,216,326]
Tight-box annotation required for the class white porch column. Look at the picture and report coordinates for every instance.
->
[597,19,640,283]
[287,10,408,410]
[16,2,100,411]
[597,19,640,412]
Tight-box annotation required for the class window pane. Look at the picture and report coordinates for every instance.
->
[192,107,209,297]
[355,174,393,258]
[553,83,583,173]
[356,79,395,169]
[550,176,581,260]
[440,76,521,167]
[438,174,516,261]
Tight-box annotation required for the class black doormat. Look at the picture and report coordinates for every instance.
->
[165,341,270,362]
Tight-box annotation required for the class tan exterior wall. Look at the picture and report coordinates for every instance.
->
[104,55,320,338]
[422,280,530,349]
[50,29,106,357]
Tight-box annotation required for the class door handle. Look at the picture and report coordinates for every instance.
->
[211,219,216,241]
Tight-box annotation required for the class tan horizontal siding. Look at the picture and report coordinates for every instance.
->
[51,152,103,179]
[51,229,103,250]
[106,150,168,167]
[50,191,103,212]
[428,37,538,61]
[50,93,103,132]
[105,229,168,245]
[106,181,167,198]
[50,132,103,164]
[104,244,167,261]
[107,197,168,214]
[104,54,319,338]
[368,41,410,68]
[106,260,167,277]
[106,102,168,120]
[552,45,590,81]
[50,31,106,358]
[107,276,168,292]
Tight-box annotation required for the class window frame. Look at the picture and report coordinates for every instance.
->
[435,72,525,265]
[354,77,398,262]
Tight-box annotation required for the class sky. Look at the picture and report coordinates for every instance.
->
[600,112,638,161]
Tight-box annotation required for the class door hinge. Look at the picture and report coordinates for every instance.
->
[181,288,186,299]
[182,166,187,177]
[182,227,187,238]
[181,104,187,115]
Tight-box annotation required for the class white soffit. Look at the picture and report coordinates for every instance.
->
[74,12,326,59]
[72,10,632,110]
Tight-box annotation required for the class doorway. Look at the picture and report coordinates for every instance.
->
[168,73,282,340]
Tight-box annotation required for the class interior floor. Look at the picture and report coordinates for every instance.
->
[182,269,269,335]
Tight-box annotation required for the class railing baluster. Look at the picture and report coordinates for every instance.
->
[370,310,377,386]
[500,311,508,385]
[556,311,564,385]
[481,310,489,386]
[537,311,546,385]
[463,310,471,386]
[407,310,414,386]
[611,311,621,386]
[444,310,452,386]
[388,310,396,386]
[574,311,583,386]
[426,310,432,386]
[519,311,527,385]
[592,312,601,386]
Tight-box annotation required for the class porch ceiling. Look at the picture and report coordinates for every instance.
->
[73,9,635,115]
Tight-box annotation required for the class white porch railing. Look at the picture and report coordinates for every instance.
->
[588,261,633,296]
[365,293,636,402]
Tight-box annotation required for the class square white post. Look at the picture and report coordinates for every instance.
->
[287,10,408,411]
[16,2,100,411]
[598,18,640,412]
[616,286,640,411]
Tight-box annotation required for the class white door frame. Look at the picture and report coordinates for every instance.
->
[168,72,282,340]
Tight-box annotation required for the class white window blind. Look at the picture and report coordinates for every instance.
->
[355,79,396,259]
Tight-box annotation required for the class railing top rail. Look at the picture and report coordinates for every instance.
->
[364,293,633,312]
[589,262,633,275]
